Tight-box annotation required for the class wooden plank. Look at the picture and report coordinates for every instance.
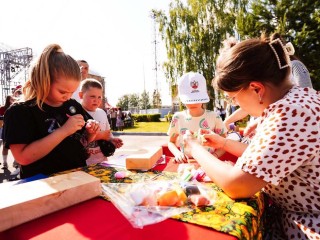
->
[0,171,101,232]
[125,147,163,170]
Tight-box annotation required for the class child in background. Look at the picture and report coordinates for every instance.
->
[167,72,227,163]
[79,78,123,165]
[3,44,100,179]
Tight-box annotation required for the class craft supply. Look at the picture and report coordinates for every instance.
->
[114,171,131,179]
[0,171,101,232]
[125,147,163,170]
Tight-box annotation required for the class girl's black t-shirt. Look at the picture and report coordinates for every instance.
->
[4,99,91,179]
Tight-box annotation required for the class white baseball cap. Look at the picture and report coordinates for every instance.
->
[178,72,210,104]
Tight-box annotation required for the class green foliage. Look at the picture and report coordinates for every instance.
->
[152,89,162,108]
[153,0,319,103]
[153,0,242,109]
[131,114,161,122]
[117,94,130,110]
[117,93,140,110]
[139,90,151,110]
[236,0,320,90]
[117,92,150,110]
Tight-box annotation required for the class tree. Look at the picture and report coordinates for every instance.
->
[139,90,151,110]
[117,93,140,110]
[116,94,130,110]
[236,0,320,89]
[128,93,140,108]
[154,0,319,109]
[152,89,162,108]
[153,0,245,109]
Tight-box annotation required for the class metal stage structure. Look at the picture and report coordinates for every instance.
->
[0,45,33,104]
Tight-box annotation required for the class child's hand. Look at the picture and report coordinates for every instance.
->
[62,114,86,135]
[111,138,123,148]
[86,119,100,134]
[174,151,189,163]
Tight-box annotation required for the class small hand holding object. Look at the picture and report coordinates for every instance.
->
[86,119,100,143]
[86,119,100,134]
[174,130,195,163]
[63,114,86,135]
[174,150,189,163]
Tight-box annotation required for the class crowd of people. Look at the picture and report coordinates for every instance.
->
[0,32,319,239]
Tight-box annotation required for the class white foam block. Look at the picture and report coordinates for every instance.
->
[125,147,163,170]
[0,171,101,232]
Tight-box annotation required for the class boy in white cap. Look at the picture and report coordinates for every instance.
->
[167,72,227,163]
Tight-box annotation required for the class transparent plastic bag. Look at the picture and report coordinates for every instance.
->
[102,180,216,228]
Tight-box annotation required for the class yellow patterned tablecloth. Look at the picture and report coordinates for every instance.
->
[56,164,265,240]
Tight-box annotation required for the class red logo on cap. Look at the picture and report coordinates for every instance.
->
[190,80,198,89]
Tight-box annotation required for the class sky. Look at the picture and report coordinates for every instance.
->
[0,0,172,106]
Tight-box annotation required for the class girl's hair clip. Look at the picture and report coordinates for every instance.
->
[285,42,295,56]
[269,38,291,69]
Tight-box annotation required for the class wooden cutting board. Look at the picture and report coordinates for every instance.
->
[0,171,101,232]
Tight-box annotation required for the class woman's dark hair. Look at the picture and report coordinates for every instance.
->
[213,35,291,92]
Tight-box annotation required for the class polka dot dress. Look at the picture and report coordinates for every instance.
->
[235,87,320,239]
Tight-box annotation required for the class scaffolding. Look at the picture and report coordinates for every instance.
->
[0,47,33,104]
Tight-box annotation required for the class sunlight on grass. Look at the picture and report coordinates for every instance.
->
[123,121,170,133]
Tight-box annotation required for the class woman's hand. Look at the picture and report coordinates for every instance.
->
[198,129,226,149]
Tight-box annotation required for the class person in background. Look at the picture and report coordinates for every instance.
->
[0,95,14,169]
[273,33,313,88]
[186,35,320,239]
[11,85,23,171]
[110,108,117,131]
[219,106,226,121]
[3,44,100,179]
[116,107,124,131]
[105,108,111,126]
[79,78,123,165]
[167,72,227,163]
[72,60,89,102]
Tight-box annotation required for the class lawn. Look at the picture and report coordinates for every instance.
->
[122,121,170,133]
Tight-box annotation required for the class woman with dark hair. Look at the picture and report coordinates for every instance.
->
[185,35,320,239]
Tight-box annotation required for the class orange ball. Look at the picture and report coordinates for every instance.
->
[157,190,179,206]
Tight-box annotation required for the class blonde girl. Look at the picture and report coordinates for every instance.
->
[3,44,99,179]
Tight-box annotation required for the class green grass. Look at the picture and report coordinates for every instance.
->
[121,121,170,133]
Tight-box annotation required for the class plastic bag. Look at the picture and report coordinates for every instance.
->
[102,180,216,228]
